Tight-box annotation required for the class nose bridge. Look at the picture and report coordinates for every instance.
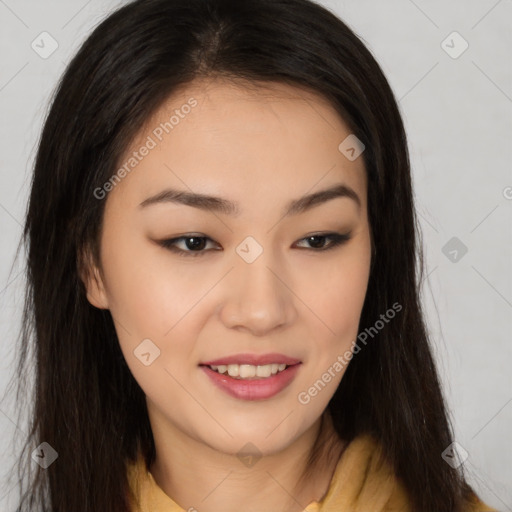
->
[219,238,294,334]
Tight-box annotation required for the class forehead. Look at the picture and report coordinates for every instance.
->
[133,76,358,154]
[108,77,367,213]
[154,77,351,137]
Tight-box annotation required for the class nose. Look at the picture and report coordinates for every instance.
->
[218,249,296,337]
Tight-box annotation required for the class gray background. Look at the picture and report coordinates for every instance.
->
[0,0,511,510]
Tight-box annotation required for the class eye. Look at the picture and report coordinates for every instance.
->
[157,232,351,257]
[158,234,220,258]
[294,232,351,251]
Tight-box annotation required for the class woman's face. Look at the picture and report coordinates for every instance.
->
[84,78,372,456]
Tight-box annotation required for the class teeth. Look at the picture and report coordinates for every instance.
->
[239,365,256,378]
[227,364,239,377]
[209,363,289,379]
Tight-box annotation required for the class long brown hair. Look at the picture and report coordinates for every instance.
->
[8,0,480,510]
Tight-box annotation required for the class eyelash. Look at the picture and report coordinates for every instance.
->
[157,232,351,258]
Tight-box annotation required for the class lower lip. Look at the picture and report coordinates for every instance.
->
[200,364,301,401]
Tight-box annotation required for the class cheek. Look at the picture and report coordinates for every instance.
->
[295,256,370,407]
[307,247,370,333]
[98,228,217,386]
[100,222,201,337]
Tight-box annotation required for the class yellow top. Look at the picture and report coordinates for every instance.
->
[127,433,497,512]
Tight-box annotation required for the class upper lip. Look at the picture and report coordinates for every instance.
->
[201,353,301,366]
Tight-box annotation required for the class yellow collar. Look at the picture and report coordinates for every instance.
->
[126,433,495,511]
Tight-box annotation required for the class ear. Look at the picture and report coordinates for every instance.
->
[78,247,109,310]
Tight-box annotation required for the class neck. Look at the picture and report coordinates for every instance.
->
[148,408,345,512]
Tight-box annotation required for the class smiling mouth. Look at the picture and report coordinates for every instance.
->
[199,362,302,400]
[203,363,293,380]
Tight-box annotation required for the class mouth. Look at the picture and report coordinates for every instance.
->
[199,361,302,401]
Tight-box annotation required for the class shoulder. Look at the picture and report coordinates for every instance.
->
[320,433,408,509]
[337,434,498,512]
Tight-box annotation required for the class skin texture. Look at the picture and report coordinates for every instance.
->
[83,78,372,512]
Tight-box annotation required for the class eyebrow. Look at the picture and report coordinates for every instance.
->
[139,182,361,217]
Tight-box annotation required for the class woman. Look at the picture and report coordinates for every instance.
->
[10,0,497,510]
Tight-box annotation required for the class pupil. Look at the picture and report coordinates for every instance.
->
[308,235,325,248]
[186,237,206,250]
